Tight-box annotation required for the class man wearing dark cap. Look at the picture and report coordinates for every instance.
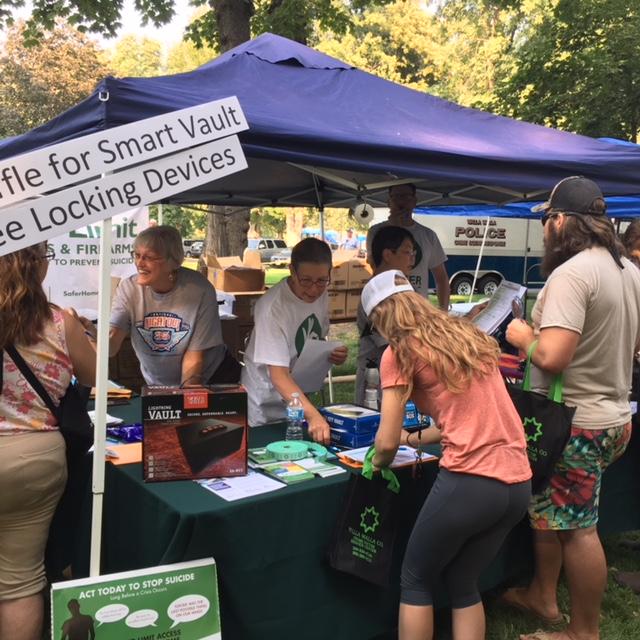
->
[503,176,640,640]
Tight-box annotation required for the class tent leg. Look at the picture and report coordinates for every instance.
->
[89,217,113,577]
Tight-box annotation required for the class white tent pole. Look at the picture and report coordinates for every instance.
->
[319,206,326,241]
[157,203,164,225]
[523,218,531,284]
[89,217,113,576]
[470,216,491,302]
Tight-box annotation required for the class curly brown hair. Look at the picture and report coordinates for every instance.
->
[0,243,52,348]
[370,291,500,401]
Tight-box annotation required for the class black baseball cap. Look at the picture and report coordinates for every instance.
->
[532,176,606,215]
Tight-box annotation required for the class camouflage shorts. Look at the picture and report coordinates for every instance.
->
[529,422,631,530]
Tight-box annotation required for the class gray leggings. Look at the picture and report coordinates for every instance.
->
[401,468,531,608]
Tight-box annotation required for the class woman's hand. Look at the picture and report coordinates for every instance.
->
[328,345,348,365]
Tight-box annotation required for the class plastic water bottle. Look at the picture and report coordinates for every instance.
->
[363,361,380,410]
[285,392,304,440]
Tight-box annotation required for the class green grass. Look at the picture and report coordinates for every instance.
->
[265,266,290,286]
[482,533,640,640]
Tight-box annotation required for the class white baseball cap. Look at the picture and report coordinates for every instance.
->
[361,269,414,316]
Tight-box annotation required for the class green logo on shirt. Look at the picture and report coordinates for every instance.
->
[295,314,322,355]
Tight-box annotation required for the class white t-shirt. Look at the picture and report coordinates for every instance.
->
[366,219,447,296]
[531,247,640,428]
[241,278,329,426]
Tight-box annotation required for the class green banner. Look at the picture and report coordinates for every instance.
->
[51,558,220,640]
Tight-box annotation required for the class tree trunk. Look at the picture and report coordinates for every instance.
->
[207,1,253,259]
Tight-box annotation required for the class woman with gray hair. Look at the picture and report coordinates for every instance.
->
[82,225,228,386]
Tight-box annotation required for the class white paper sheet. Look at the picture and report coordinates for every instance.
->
[338,445,437,468]
[471,280,527,335]
[88,410,123,426]
[291,339,343,393]
[196,469,286,502]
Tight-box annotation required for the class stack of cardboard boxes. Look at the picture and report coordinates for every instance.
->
[327,250,373,320]
[206,253,266,359]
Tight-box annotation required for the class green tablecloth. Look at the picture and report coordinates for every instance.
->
[69,402,640,640]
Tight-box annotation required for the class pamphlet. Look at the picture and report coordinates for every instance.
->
[294,456,347,477]
[337,445,438,469]
[291,339,343,393]
[197,469,286,502]
[471,280,527,335]
[261,460,315,484]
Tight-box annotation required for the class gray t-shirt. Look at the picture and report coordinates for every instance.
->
[241,278,329,426]
[366,219,447,296]
[354,301,388,406]
[531,247,640,428]
[110,267,224,386]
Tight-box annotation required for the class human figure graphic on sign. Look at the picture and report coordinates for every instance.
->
[60,599,95,640]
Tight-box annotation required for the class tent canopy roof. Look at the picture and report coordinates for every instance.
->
[3,33,640,209]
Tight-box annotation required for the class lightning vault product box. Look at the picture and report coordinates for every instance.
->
[142,385,247,482]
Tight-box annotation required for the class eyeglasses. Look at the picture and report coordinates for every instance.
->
[393,248,417,257]
[541,212,559,227]
[130,251,164,263]
[41,246,55,261]
[295,273,331,289]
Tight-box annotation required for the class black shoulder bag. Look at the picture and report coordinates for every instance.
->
[4,345,93,459]
[506,342,575,494]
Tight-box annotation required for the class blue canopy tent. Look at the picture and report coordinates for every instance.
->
[415,195,640,219]
[3,33,640,209]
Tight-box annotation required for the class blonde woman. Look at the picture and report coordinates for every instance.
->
[362,270,531,640]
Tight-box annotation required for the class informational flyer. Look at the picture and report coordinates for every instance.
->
[51,558,221,640]
[471,280,527,335]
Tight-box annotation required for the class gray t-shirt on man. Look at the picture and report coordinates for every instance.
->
[531,247,640,428]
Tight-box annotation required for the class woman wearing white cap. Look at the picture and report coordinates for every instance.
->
[361,270,531,640]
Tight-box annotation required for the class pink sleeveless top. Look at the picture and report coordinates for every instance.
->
[0,309,73,434]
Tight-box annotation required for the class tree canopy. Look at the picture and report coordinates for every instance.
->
[0,21,109,137]
[491,0,640,140]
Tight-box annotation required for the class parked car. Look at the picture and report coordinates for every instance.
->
[182,238,199,255]
[247,238,291,265]
[185,241,204,258]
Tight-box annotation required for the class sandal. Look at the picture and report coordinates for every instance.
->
[499,588,565,627]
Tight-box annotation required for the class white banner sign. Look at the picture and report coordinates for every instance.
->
[0,96,248,209]
[0,136,247,256]
[43,207,149,318]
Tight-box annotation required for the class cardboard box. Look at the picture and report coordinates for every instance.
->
[348,259,373,289]
[329,250,358,291]
[230,291,264,322]
[328,290,347,320]
[142,385,247,482]
[345,290,361,318]
[207,255,265,292]
[320,403,381,448]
